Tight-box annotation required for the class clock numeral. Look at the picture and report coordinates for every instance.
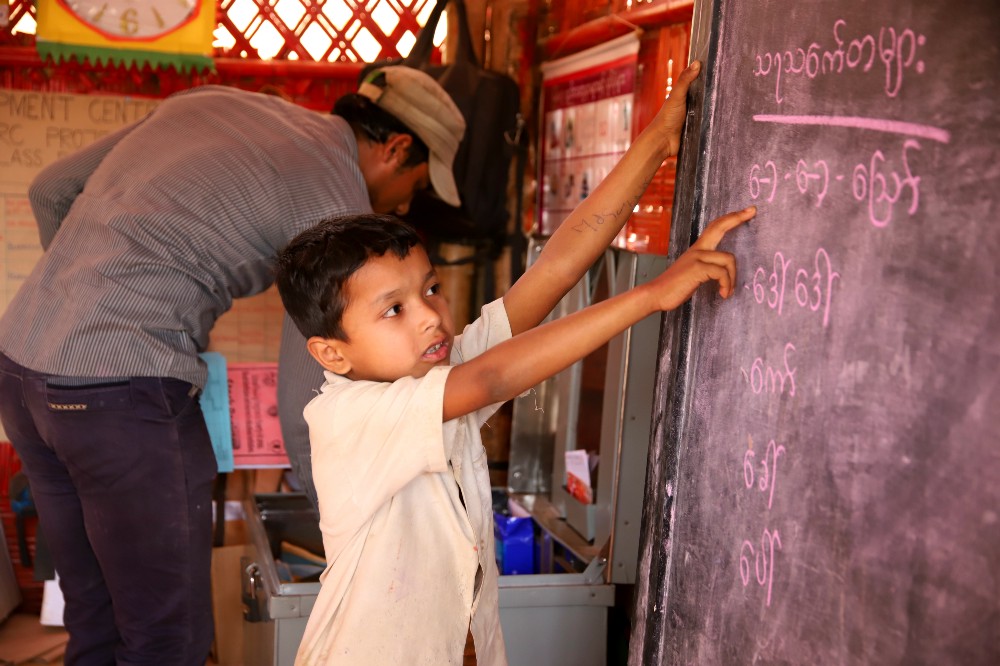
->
[71,0,195,38]
[120,7,139,36]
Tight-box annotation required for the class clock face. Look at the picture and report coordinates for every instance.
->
[59,0,200,41]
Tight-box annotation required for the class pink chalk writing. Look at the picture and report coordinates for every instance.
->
[852,140,922,227]
[795,159,830,208]
[738,436,786,607]
[747,141,927,224]
[740,342,797,398]
[748,248,840,328]
[752,20,927,103]
[749,160,778,203]
[752,115,950,144]
[740,528,783,607]
[743,439,787,510]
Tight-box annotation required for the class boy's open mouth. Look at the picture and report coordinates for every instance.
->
[423,341,448,360]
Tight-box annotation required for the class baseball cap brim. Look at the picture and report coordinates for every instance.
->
[427,151,461,209]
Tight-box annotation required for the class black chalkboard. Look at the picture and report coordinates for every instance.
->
[631,0,1000,663]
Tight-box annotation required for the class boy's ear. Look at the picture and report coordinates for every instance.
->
[307,336,352,375]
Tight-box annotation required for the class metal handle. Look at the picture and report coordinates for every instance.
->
[241,559,265,623]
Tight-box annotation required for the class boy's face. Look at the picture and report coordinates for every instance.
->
[310,245,454,382]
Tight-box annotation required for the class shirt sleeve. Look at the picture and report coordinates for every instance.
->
[450,298,514,426]
[306,367,452,553]
[27,120,141,249]
[451,298,512,364]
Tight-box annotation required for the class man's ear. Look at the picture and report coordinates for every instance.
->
[383,133,413,168]
[307,336,352,375]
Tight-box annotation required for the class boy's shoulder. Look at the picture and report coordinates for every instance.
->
[304,367,452,424]
[452,297,511,362]
[304,368,454,464]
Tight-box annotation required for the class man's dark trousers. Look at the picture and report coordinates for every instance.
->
[0,353,217,666]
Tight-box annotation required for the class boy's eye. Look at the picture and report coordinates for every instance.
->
[426,283,440,297]
[383,304,402,318]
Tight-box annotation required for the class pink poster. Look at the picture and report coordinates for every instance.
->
[228,362,289,468]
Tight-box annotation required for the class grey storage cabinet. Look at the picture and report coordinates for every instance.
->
[241,494,320,666]
[241,493,613,666]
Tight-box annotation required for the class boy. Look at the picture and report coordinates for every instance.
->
[275,60,756,665]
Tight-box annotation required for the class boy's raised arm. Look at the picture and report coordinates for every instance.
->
[443,205,755,421]
[503,61,702,337]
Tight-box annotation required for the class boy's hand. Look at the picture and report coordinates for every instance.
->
[652,60,702,158]
[648,206,756,311]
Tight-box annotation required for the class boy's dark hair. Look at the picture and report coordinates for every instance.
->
[275,214,422,341]
[333,92,429,169]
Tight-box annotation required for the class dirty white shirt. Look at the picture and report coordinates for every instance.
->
[296,298,510,666]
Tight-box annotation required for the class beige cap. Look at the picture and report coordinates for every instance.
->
[358,66,466,208]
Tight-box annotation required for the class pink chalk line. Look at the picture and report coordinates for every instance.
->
[753,114,951,144]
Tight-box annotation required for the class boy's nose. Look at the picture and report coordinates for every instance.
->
[419,300,441,330]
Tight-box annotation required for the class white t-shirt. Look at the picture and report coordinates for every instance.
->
[296,298,511,666]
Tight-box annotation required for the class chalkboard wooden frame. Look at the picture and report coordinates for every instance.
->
[630,0,1000,663]
[629,0,721,660]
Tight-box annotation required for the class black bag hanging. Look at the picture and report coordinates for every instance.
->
[360,0,526,278]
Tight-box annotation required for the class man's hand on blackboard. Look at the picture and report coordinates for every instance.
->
[647,206,756,310]
[653,60,702,158]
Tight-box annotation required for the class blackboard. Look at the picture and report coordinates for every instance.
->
[631,0,1000,663]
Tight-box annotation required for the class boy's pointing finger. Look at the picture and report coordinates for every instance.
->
[695,206,756,250]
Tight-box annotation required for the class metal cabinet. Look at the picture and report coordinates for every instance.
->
[509,245,666,585]
[241,493,614,666]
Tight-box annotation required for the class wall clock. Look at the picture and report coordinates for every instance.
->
[57,1,200,41]
[37,0,214,72]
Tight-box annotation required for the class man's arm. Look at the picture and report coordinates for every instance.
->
[502,61,702,337]
[443,205,755,421]
[28,121,139,249]
[276,314,327,512]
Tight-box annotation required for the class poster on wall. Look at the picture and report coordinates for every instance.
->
[1,89,160,315]
[228,362,289,469]
[537,33,640,237]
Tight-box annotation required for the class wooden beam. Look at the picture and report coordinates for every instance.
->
[539,0,694,60]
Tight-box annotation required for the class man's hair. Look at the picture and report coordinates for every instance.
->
[333,92,429,169]
[275,214,422,341]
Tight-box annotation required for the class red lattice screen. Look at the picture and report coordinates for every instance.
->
[1,0,445,105]
[214,0,442,62]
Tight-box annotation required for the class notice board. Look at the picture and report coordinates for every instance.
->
[538,34,639,237]
[631,1,1000,664]
[0,89,160,312]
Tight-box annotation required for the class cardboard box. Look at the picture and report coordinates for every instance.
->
[211,518,251,666]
